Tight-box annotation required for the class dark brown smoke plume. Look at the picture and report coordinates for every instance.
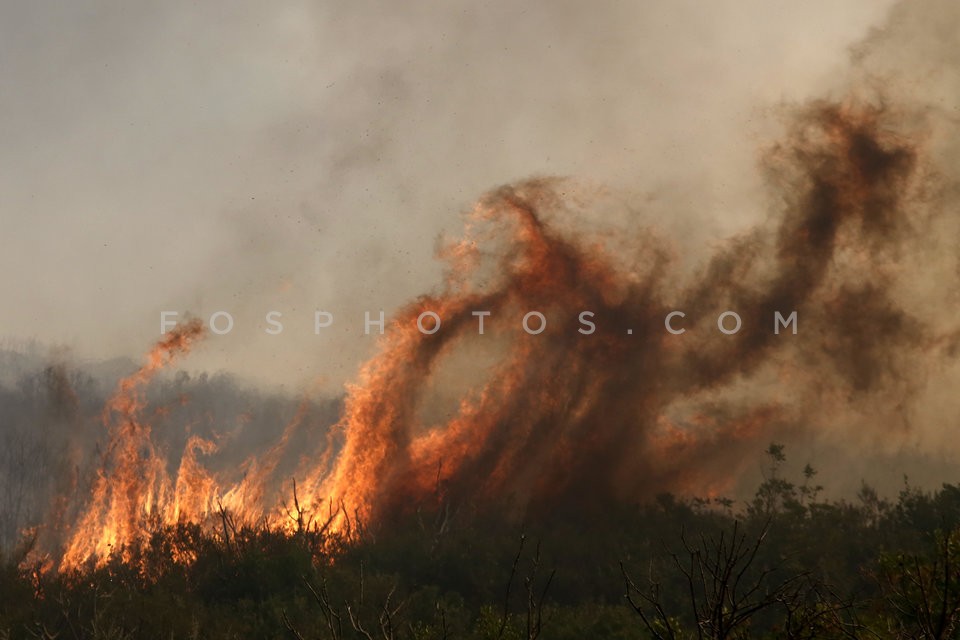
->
[297,99,951,529]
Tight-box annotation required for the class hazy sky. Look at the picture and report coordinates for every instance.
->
[0,0,899,392]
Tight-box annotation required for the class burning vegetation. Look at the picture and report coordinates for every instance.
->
[25,96,955,576]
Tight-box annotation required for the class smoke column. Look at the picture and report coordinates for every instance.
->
[294,99,949,529]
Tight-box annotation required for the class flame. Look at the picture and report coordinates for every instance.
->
[59,320,206,570]
[51,99,951,571]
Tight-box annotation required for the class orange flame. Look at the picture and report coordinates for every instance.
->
[60,320,206,570]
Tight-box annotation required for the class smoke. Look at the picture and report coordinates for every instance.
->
[4,0,960,569]
[277,0,960,525]
[300,94,957,527]
[0,0,896,391]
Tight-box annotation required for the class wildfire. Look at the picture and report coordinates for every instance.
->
[52,99,948,571]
